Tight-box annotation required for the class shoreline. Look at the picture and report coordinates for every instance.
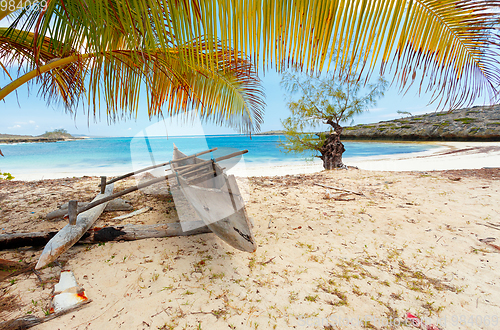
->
[4,141,500,181]
[0,137,84,145]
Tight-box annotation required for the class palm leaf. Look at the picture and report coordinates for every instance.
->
[0,27,86,110]
[0,31,264,132]
[2,0,500,124]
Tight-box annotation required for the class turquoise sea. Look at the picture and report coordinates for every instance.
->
[0,135,437,180]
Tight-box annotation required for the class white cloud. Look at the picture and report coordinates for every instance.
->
[128,128,132,130]
[8,124,21,129]
[29,120,36,124]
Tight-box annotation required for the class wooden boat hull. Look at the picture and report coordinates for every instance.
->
[171,146,256,252]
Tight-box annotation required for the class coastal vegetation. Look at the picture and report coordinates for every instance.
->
[342,105,500,141]
[1,1,500,133]
[279,72,387,169]
[39,129,73,139]
[0,129,79,143]
[0,171,14,180]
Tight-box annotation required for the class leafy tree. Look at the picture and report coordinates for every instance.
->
[280,73,387,169]
[1,1,500,132]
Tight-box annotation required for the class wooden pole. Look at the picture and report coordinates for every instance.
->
[99,147,218,186]
[177,150,248,176]
[100,176,107,194]
[76,149,248,216]
[68,200,78,225]
[76,176,168,215]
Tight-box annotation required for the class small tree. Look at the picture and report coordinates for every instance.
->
[280,73,387,170]
[397,110,413,117]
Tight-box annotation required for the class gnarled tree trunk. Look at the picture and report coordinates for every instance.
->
[319,121,346,170]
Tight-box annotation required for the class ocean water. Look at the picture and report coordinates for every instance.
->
[0,135,437,180]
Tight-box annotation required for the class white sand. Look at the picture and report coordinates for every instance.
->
[2,168,499,330]
[348,142,500,172]
[243,142,500,177]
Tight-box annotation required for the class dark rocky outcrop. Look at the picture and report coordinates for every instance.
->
[342,105,500,141]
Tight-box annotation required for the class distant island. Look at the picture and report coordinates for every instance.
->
[255,130,284,135]
[342,104,500,141]
[0,129,83,144]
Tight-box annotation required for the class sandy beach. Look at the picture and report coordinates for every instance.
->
[243,141,500,177]
[1,143,500,330]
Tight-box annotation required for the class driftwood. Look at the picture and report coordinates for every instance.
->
[477,223,500,231]
[80,222,211,243]
[0,299,92,330]
[314,182,365,196]
[35,184,114,270]
[46,199,132,220]
[0,222,211,249]
[111,206,152,220]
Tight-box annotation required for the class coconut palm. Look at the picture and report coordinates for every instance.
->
[1,0,500,131]
[0,1,266,132]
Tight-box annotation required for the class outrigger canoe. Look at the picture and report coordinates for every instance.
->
[171,144,256,252]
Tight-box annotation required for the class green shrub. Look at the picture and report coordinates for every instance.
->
[0,172,14,180]
[433,122,450,127]
[454,117,475,125]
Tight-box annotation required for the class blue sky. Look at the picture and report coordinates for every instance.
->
[0,67,489,137]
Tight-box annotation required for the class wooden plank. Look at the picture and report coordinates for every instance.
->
[0,221,211,249]
[35,184,114,270]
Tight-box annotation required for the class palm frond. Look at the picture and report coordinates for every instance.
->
[87,43,264,132]
[3,0,500,118]
[0,34,264,132]
[0,27,86,110]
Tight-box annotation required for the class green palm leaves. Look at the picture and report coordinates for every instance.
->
[1,1,265,132]
[1,0,500,132]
